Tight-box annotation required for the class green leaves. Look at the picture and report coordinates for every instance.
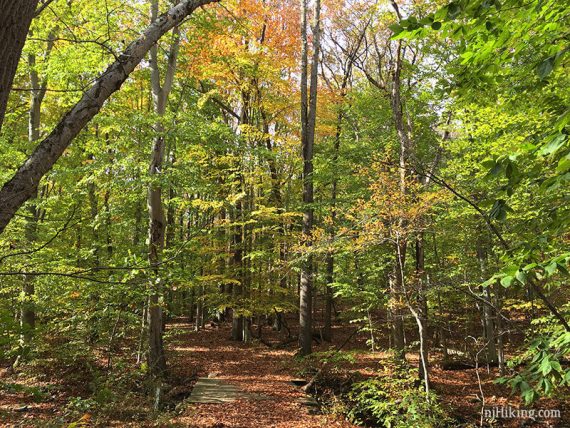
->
[537,47,569,80]
[346,354,450,427]
[537,57,554,80]
[539,133,567,156]
[431,21,442,30]
[500,275,514,287]
[388,23,402,34]
[389,16,426,40]
[447,2,462,19]
[504,331,570,404]
[489,199,511,221]
[515,269,527,285]
[544,261,558,276]
[494,254,569,290]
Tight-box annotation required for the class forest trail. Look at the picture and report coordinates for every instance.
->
[164,321,353,428]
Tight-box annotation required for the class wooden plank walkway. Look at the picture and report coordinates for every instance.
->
[188,378,270,403]
[188,377,318,407]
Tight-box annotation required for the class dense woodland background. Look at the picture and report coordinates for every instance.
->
[0,0,568,426]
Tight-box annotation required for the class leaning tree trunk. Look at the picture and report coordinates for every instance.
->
[0,0,39,130]
[0,0,219,235]
[390,241,406,356]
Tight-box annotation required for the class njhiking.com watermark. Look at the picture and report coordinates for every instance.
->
[483,406,561,420]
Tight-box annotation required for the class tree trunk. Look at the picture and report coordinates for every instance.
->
[263,128,286,333]
[299,0,321,357]
[20,35,53,354]
[146,0,181,379]
[20,203,38,348]
[231,198,244,341]
[0,0,39,130]
[390,244,406,356]
[415,233,430,385]
[323,253,334,342]
[323,105,342,343]
[195,284,204,331]
[495,285,505,374]
[396,237,430,397]
[477,236,498,365]
[0,0,219,235]
[483,287,498,364]
[387,13,409,356]
[321,29,361,341]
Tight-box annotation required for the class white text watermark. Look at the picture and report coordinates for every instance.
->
[484,406,561,420]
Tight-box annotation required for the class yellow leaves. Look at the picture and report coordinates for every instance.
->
[445,254,460,265]
[182,0,299,116]
[250,205,279,219]
[337,155,446,246]
[69,291,81,299]
[239,123,266,143]
[67,413,91,428]
[190,198,224,211]
[226,191,246,206]
[197,89,220,111]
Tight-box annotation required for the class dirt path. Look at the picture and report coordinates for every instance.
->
[166,322,353,428]
[2,319,568,427]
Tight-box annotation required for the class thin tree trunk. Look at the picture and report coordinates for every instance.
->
[390,244,406,356]
[103,136,113,257]
[387,5,409,357]
[323,107,342,342]
[495,285,505,374]
[321,27,363,342]
[146,0,181,379]
[231,198,244,341]
[397,238,430,399]
[299,0,321,357]
[477,236,498,364]
[323,253,334,342]
[263,128,286,332]
[195,284,203,331]
[19,33,54,354]
[415,233,430,382]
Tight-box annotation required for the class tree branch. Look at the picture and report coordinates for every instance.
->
[33,0,56,18]
[0,0,220,235]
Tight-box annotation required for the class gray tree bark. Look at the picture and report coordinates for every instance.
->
[146,0,181,378]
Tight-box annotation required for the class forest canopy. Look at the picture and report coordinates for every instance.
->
[0,0,568,426]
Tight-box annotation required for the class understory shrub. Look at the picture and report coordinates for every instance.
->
[345,353,451,428]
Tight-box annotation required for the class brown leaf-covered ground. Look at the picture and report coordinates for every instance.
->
[163,321,355,428]
[163,321,569,428]
[1,319,568,427]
